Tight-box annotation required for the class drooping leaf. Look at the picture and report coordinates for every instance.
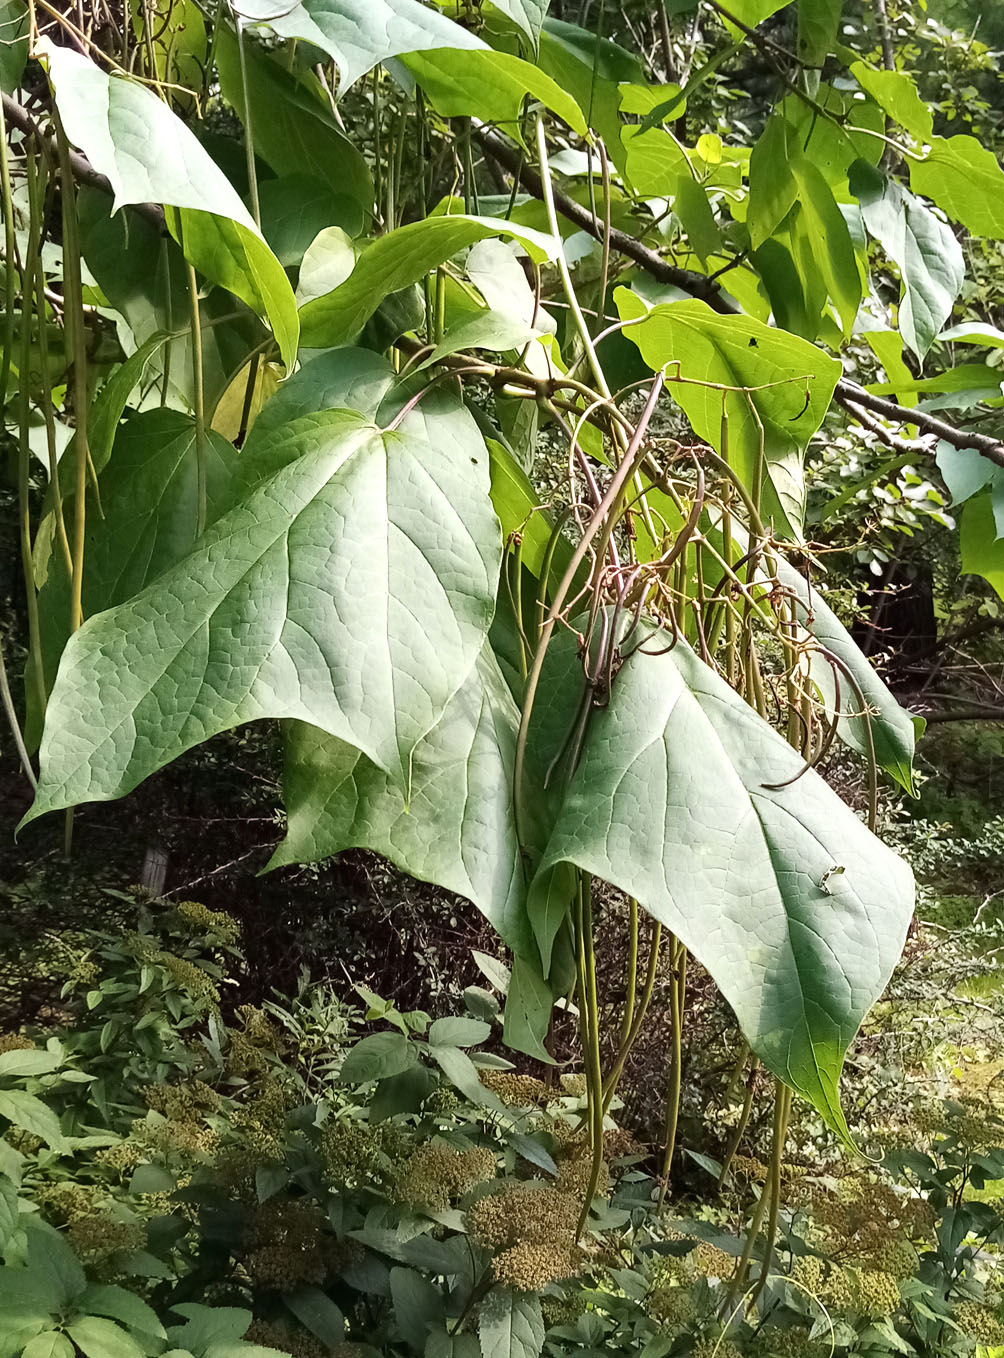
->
[797,0,841,66]
[859,181,964,360]
[719,0,787,29]
[0,1174,18,1248]
[215,27,372,208]
[298,214,558,348]
[935,442,999,505]
[961,493,1004,600]
[268,649,532,955]
[537,19,644,171]
[389,1269,445,1344]
[283,1289,345,1349]
[910,136,1004,240]
[673,176,721,267]
[25,400,501,822]
[530,622,914,1140]
[501,952,556,1063]
[243,0,485,92]
[68,1317,145,1358]
[616,290,842,538]
[429,1043,505,1109]
[849,62,933,141]
[26,1219,86,1303]
[484,0,548,51]
[790,156,862,336]
[766,550,925,792]
[38,40,298,367]
[0,1091,66,1150]
[747,115,798,250]
[80,1286,166,1342]
[478,1289,545,1358]
[0,0,28,94]
[77,193,264,416]
[402,48,585,134]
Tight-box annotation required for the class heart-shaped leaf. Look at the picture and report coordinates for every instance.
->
[25,398,500,822]
[530,623,914,1140]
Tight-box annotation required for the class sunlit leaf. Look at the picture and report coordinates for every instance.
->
[616,289,842,538]
[911,136,1004,240]
[298,214,557,348]
[38,40,298,367]
[242,0,485,92]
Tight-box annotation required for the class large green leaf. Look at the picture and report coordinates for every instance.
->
[530,624,914,1139]
[849,62,932,141]
[616,290,842,538]
[0,0,28,93]
[402,49,585,133]
[244,0,485,92]
[790,156,862,336]
[28,411,237,743]
[486,0,548,51]
[478,1290,545,1358]
[269,648,533,955]
[39,40,298,367]
[258,175,365,268]
[859,179,964,360]
[0,1091,65,1151]
[910,136,1004,240]
[78,192,264,416]
[747,115,797,250]
[298,215,558,348]
[25,399,501,822]
[215,27,372,208]
[961,493,1004,600]
[537,20,644,172]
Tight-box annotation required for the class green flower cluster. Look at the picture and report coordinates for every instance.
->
[320,1117,407,1191]
[174,901,241,945]
[244,1198,334,1289]
[393,1142,496,1210]
[468,1183,582,1291]
[144,1079,219,1121]
[954,1301,1004,1345]
[478,1069,551,1106]
[0,1032,35,1053]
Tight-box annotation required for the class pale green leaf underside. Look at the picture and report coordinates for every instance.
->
[244,0,486,92]
[298,214,558,348]
[26,404,500,822]
[38,40,298,366]
[28,410,237,749]
[533,626,914,1138]
[270,648,532,956]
